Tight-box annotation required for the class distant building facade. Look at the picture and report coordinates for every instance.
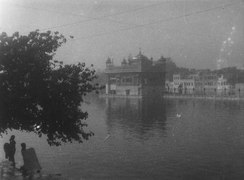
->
[168,73,231,95]
[172,74,196,94]
[216,75,231,95]
[235,83,244,97]
[105,52,165,97]
[165,80,174,93]
[201,74,218,94]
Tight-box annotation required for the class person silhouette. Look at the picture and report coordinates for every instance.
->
[3,143,10,160]
[9,135,16,165]
[3,135,16,166]
[20,143,42,178]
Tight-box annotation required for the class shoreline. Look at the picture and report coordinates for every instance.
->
[0,160,67,180]
[163,94,244,101]
[99,94,244,101]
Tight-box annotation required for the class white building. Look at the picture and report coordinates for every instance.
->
[217,75,230,91]
[172,74,195,94]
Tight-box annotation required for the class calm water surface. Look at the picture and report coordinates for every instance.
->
[1,97,244,180]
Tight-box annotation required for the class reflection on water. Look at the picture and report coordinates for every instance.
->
[105,97,167,140]
[1,97,244,180]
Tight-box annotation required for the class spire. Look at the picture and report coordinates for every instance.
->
[121,58,127,66]
[106,57,111,64]
[136,48,146,61]
[106,57,113,67]
[139,48,142,55]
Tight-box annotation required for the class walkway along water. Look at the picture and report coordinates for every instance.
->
[100,93,244,101]
[0,160,67,180]
[163,94,244,101]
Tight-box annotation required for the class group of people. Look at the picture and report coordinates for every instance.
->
[3,135,42,178]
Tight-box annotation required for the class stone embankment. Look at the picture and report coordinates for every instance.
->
[163,94,244,101]
[100,93,244,101]
[0,160,67,180]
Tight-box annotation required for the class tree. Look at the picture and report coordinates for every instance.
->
[0,30,101,145]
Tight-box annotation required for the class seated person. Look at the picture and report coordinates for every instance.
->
[20,143,42,177]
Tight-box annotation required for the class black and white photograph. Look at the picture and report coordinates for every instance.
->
[0,0,244,179]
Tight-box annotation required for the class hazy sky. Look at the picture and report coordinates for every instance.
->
[0,0,243,70]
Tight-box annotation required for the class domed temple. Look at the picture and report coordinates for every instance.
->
[104,52,166,97]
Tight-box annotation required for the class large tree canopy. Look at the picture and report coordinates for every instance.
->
[0,30,100,145]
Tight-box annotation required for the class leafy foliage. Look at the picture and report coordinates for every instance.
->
[0,30,101,145]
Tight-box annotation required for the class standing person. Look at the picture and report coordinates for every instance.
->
[3,143,10,160]
[9,135,16,167]
[20,143,42,179]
